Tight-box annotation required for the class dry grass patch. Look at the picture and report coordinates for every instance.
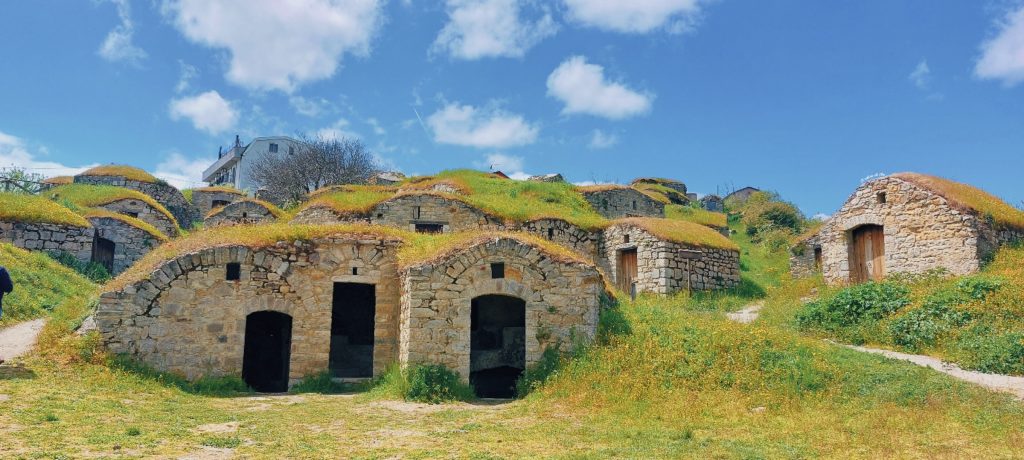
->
[44,184,179,228]
[615,217,739,251]
[41,176,73,186]
[78,165,160,184]
[206,198,287,220]
[0,192,90,228]
[82,208,169,241]
[666,204,728,228]
[893,172,1024,230]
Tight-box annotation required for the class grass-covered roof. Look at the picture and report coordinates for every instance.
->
[193,185,245,195]
[665,204,728,229]
[891,173,1024,230]
[41,176,73,185]
[44,184,179,228]
[298,185,398,217]
[78,165,161,184]
[613,217,740,251]
[633,182,689,204]
[206,198,287,219]
[0,192,90,228]
[83,208,169,241]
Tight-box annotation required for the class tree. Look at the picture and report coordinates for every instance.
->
[249,134,380,206]
[0,167,45,194]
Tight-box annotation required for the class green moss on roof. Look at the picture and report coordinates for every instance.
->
[665,204,728,229]
[83,208,168,241]
[577,184,629,193]
[399,230,590,268]
[632,182,688,205]
[78,165,160,184]
[44,184,179,229]
[891,173,1024,230]
[615,217,739,251]
[206,198,287,219]
[298,185,398,217]
[0,192,90,228]
[194,186,245,196]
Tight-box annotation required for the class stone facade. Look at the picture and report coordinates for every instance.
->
[581,187,665,219]
[815,176,1024,284]
[75,174,198,227]
[789,233,822,278]
[290,206,369,225]
[87,216,162,275]
[192,189,246,220]
[599,223,741,294]
[96,238,404,383]
[700,195,725,212]
[517,218,599,259]
[96,198,179,237]
[205,200,279,227]
[399,237,602,380]
[0,220,93,262]
[368,194,504,233]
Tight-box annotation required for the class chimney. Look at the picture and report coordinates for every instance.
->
[218,146,223,158]
[235,135,241,148]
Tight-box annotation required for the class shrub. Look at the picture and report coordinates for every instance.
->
[516,346,562,397]
[47,250,111,284]
[405,364,474,404]
[954,276,1004,300]
[290,371,358,394]
[796,282,911,331]
[890,296,970,350]
[951,326,1024,375]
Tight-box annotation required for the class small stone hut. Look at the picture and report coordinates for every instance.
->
[95,228,605,397]
[699,195,725,212]
[45,184,180,237]
[75,165,198,226]
[814,173,1024,284]
[0,194,94,262]
[725,187,760,204]
[191,186,246,219]
[579,185,665,219]
[40,176,73,191]
[205,199,282,227]
[599,218,741,294]
[789,230,823,278]
[84,210,167,275]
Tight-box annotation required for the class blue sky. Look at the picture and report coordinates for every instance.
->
[1,0,1022,217]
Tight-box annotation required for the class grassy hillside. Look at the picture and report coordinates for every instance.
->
[0,192,90,228]
[0,243,95,326]
[666,203,728,229]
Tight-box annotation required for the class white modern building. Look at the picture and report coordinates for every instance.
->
[202,136,302,193]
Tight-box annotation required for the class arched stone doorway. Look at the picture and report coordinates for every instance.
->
[849,224,884,283]
[242,310,293,392]
[470,294,526,398]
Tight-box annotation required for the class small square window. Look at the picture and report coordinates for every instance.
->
[632,200,637,210]
[268,143,279,153]
[547,228,554,240]
[352,267,358,275]
[226,263,241,281]
[124,211,139,218]
[877,192,887,204]
[491,262,505,279]
[624,234,630,244]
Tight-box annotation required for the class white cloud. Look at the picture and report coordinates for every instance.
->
[316,118,361,140]
[0,131,97,177]
[175,61,198,93]
[97,0,147,64]
[588,129,618,149]
[432,0,557,59]
[473,153,529,179]
[427,103,539,148]
[909,60,930,89]
[976,5,1024,87]
[289,96,334,117]
[367,117,386,135]
[562,0,704,34]
[169,91,239,135]
[162,0,385,92]
[547,56,653,119]
[154,152,216,189]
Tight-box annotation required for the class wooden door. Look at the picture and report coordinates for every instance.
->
[849,225,884,283]
[618,249,638,293]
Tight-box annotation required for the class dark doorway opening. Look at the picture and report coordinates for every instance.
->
[813,246,823,270]
[330,283,375,378]
[470,294,525,398]
[849,225,884,283]
[242,311,292,392]
[212,199,231,208]
[91,233,115,273]
[414,223,444,234]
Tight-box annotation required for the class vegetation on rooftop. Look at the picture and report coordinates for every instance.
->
[631,181,689,204]
[82,208,169,242]
[42,176,73,185]
[616,217,739,251]
[893,172,1024,230]
[205,198,287,219]
[78,165,161,184]
[44,184,179,229]
[0,192,90,227]
[666,204,728,228]
[296,185,397,217]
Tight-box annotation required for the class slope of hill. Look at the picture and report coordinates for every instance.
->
[0,243,95,327]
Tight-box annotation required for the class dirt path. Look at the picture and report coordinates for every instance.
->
[0,319,45,361]
[726,303,762,324]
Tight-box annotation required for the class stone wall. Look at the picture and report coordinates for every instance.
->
[789,234,821,278]
[98,198,179,237]
[819,177,987,283]
[599,224,740,293]
[290,206,370,225]
[205,201,278,227]
[516,218,599,259]
[369,194,504,233]
[95,238,403,383]
[700,195,724,212]
[193,190,245,219]
[88,216,161,275]
[0,220,93,262]
[399,237,602,381]
[582,188,665,219]
[75,175,198,227]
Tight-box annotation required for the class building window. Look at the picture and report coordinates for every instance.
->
[269,143,279,153]
[124,211,139,219]
[288,146,294,155]
[352,267,358,275]
[491,262,505,279]
[624,234,630,244]
[547,228,554,240]
[413,206,421,219]
[226,263,241,281]
[414,223,443,234]
[877,192,887,204]
[632,200,637,210]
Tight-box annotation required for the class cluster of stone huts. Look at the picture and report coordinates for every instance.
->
[790,173,1024,284]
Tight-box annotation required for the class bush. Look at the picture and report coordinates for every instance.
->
[516,346,562,397]
[405,364,474,404]
[47,250,111,283]
[290,371,358,394]
[796,282,911,331]
[110,355,251,396]
[951,326,1024,375]
[955,276,1004,300]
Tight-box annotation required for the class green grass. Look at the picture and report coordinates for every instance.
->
[666,204,728,228]
[0,192,90,227]
[631,182,688,205]
[0,243,96,327]
[296,185,397,217]
[83,208,170,241]
[44,183,179,229]
[78,165,161,184]
[207,198,287,220]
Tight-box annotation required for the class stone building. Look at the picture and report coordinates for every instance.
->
[293,191,505,234]
[789,231,823,278]
[813,173,1024,284]
[579,185,665,219]
[205,199,282,227]
[95,230,604,397]
[725,186,760,204]
[0,220,94,263]
[45,184,180,238]
[191,187,246,219]
[40,176,73,191]
[517,218,599,259]
[699,195,725,212]
[75,166,198,226]
[598,218,741,294]
[84,211,166,275]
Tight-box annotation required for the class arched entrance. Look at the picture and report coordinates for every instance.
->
[470,294,526,398]
[849,224,884,283]
[242,311,293,392]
